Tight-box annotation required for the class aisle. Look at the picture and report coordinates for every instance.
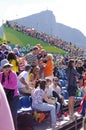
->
[34,112,83,130]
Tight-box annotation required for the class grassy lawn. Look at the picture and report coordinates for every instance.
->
[3,25,66,55]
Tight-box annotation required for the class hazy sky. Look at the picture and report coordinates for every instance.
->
[0,0,86,36]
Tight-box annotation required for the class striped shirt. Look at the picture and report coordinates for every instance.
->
[25,52,38,66]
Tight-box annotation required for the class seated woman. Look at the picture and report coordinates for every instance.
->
[32,79,60,128]
[45,78,60,113]
[29,66,40,81]
[28,66,40,89]
[46,77,68,119]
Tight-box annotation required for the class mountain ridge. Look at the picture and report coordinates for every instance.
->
[0,10,86,48]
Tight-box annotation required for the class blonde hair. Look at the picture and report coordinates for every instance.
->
[47,54,54,60]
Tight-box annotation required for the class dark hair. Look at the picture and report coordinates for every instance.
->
[68,59,74,68]
[1,71,10,85]
[35,80,41,88]
[25,64,31,71]
[40,79,46,90]
[7,52,19,66]
[35,79,46,90]
[45,78,51,83]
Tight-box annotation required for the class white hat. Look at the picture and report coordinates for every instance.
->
[0,59,13,70]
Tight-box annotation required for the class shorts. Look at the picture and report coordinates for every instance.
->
[68,88,76,97]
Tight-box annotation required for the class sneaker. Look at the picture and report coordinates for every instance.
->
[38,113,45,123]
[63,100,68,106]
[74,112,81,117]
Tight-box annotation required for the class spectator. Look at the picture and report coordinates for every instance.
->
[38,58,45,78]
[0,44,9,62]
[38,49,47,60]
[0,59,19,130]
[44,78,60,114]
[28,66,40,83]
[36,44,43,51]
[6,41,12,51]
[0,83,15,130]
[32,79,59,128]
[18,64,32,95]
[13,47,21,57]
[76,60,84,87]
[83,59,86,72]
[25,46,39,67]
[43,53,54,80]
[7,51,20,75]
[18,55,27,72]
[45,77,67,119]
[66,59,80,119]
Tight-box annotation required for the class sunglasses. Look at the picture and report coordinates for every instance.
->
[54,80,58,82]
[3,65,10,68]
[36,70,39,72]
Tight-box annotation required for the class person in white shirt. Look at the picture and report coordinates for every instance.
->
[44,78,60,115]
[18,64,32,94]
[45,77,62,100]
[46,77,67,119]
[32,79,59,128]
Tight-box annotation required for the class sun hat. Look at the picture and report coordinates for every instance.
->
[0,59,13,70]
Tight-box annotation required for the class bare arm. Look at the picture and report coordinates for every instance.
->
[20,77,29,89]
[42,93,56,105]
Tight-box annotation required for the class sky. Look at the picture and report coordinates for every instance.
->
[0,0,86,36]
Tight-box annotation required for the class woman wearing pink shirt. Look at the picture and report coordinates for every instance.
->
[0,59,19,130]
[0,83,15,130]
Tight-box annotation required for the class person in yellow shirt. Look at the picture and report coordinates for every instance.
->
[7,51,19,75]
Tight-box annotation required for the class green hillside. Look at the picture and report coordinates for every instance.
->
[3,25,66,55]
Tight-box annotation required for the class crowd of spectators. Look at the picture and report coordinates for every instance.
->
[0,21,86,129]
[5,20,84,56]
[0,41,86,128]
